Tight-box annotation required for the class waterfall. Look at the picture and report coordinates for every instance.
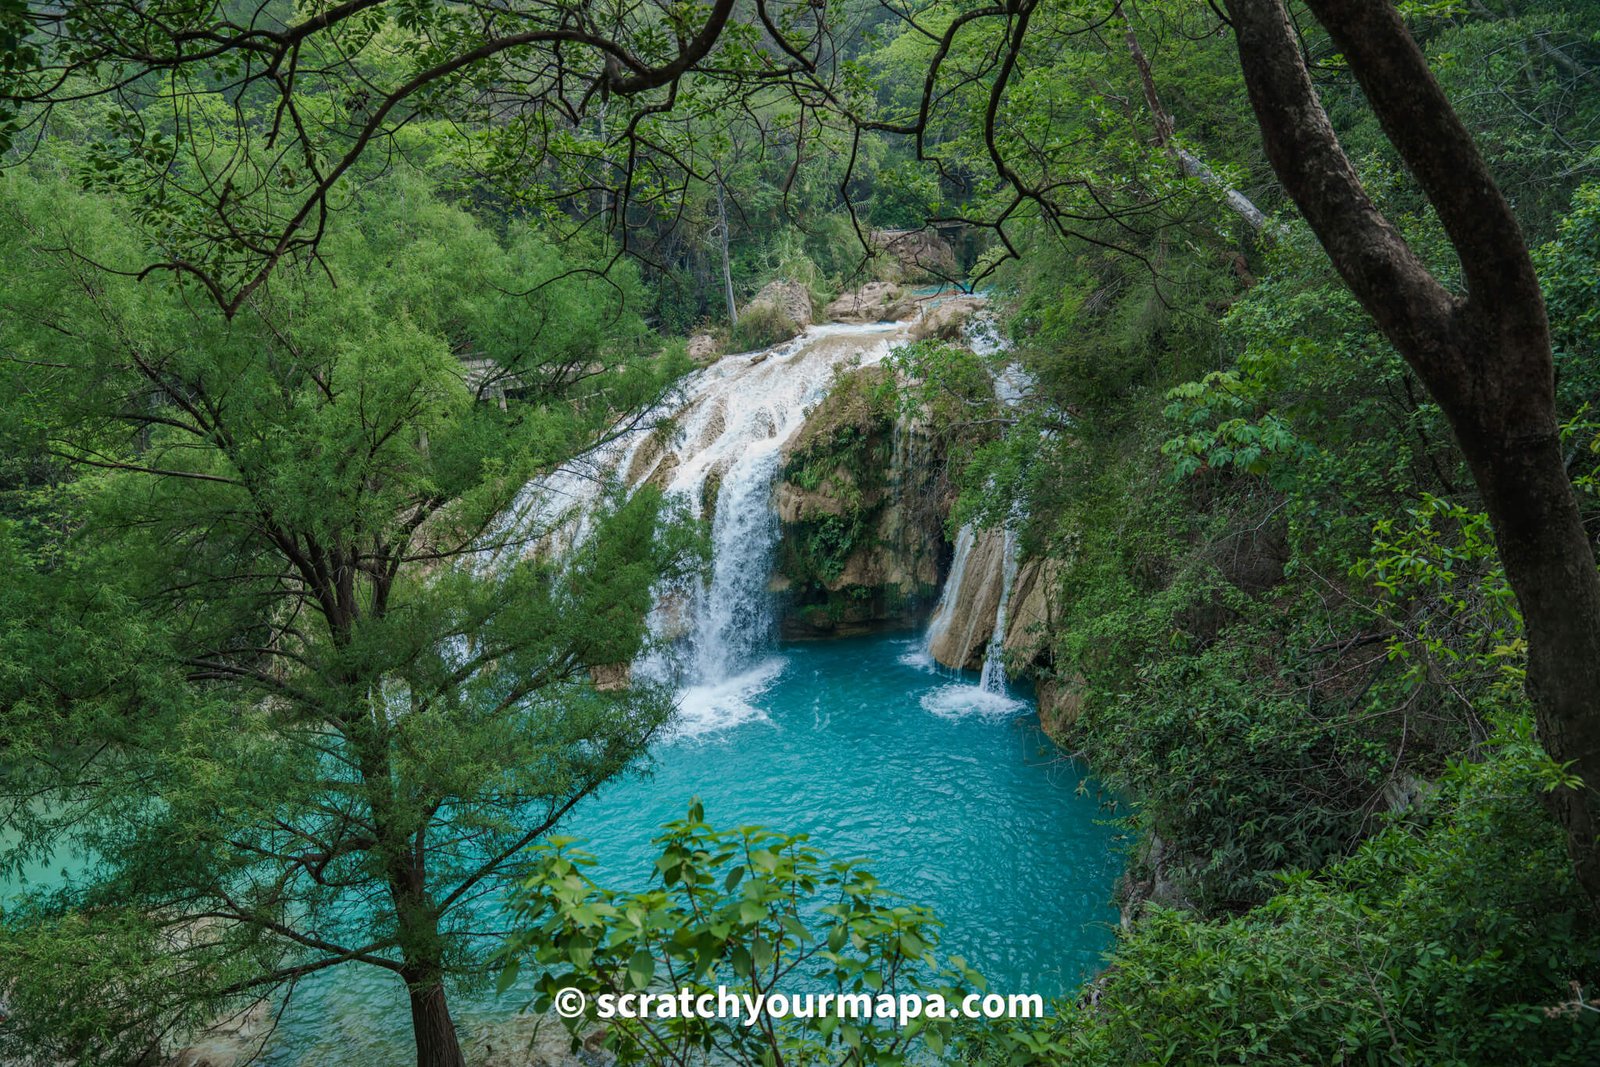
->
[916,520,1023,718]
[496,301,1031,727]
[912,319,1032,716]
[655,324,903,694]
[922,523,976,659]
[504,318,914,731]
[977,526,1020,693]
[688,447,782,684]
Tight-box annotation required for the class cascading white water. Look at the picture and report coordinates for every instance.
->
[978,526,1020,693]
[688,447,782,684]
[651,323,906,698]
[912,309,1034,715]
[501,300,1031,725]
[921,523,977,660]
[505,318,914,730]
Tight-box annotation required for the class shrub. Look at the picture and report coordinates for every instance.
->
[1043,721,1600,1066]
[497,804,989,1066]
[729,301,798,352]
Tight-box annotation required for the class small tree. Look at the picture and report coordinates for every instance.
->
[498,802,1005,1066]
[0,173,697,1067]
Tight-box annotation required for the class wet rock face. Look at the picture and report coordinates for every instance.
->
[1003,557,1057,661]
[1034,675,1085,736]
[772,365,951,637]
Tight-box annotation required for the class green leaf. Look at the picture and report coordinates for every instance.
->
[628,948,654,991]
[495,958,520,996]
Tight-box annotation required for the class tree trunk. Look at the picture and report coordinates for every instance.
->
[1114,0,1272,233]
[404,966,467,1067]
[1451,378,1600,898]
[390,867,465,1067]
[716,177,737,323]
[350,722,467,1066]
[1225,0,1600,903]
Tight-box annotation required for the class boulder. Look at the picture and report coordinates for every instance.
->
[825,281,915,324]
[909,294,984,342]
[686,332,720,362]
[871,227,959,280]
[736,279,813,346]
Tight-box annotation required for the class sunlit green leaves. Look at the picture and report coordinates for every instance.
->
[498,806,993,1066]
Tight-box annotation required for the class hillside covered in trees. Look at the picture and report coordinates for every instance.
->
[3,1,1600,1065]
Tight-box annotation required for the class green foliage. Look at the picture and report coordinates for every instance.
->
[1537,181,1600,519]
[1161,372,1314,488]
[1353,495,1525,692]
[788,512,871,586]
[1077,628,1391,907]
[786,366,897,499]
[883,339,1015,532]
[779,366,897,588]
[0,906,252,1060]
[978,195,1517,912]
[729,300,799,352]
[1044,723,1600,1065]
[5,2,1600,1060]
[0,170,698,1063]
[499,802,990,1066]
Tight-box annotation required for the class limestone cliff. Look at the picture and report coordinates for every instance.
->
[773,364,952,636]
[1003,557,1058,661]
[926,528,1008,671]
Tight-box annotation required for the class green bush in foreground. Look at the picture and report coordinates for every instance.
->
[1034,717,1600,1066]
[498,804,993,1065]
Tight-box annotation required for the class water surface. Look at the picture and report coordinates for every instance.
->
[259,635,1122,1062]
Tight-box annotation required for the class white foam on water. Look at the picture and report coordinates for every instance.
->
[668,657,787,740]
[896,644,937,671]
[919,682,1026,720]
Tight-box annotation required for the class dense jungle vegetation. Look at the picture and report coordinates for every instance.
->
[4,0,1600,1064]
